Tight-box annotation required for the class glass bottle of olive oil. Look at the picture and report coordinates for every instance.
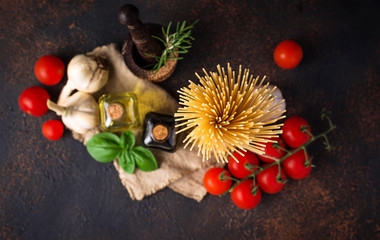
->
[99,92,140,132]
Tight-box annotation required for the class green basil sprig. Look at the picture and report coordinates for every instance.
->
[86,131,158,174]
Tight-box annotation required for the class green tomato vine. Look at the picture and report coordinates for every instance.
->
[222,109,336,194]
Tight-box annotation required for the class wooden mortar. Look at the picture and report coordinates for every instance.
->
[118,4,178,82]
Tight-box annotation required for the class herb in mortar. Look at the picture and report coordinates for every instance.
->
[146,20,198,72]
[86,131,158,174]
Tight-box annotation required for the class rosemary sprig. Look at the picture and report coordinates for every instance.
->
[146,20,198,72]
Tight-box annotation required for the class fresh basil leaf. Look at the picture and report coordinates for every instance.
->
[86,132,122,163]
[131,146,158,172]
[119,151,135,174]
[120,131,135,150]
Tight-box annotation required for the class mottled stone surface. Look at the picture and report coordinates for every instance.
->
[0,0,379,239]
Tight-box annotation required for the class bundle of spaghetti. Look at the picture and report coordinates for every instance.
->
[175,64,286,163]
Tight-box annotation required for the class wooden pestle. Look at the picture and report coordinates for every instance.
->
[118,4,163,63]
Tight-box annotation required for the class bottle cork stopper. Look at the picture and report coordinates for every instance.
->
[152,124,169,142]
[108,103,124,120]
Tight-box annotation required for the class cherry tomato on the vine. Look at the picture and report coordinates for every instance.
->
[34,55,65,85]
[257,137,286,163]
[228,150,259,179]
[257,163,287,194]
[203,167,232,195]
[273,40,303,69]
[282,116,312,148]
[231,179,262,210]
[42,120,64,141]
[18,86,50,116]
[282,149,312,180]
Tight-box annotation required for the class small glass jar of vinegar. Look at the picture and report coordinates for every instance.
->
[142,112,176,152]
[99,92,140,132]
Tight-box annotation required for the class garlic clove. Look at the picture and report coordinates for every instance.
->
[47,92,100,134]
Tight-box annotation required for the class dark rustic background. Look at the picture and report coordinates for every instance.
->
[1,0,379,239]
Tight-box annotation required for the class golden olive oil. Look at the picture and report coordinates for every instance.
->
[99,92,140,132]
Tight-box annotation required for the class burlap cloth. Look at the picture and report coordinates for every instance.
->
[66,43,222,202]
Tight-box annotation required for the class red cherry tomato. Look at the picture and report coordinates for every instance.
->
[231,179,262,210]
[42,120,64,141]
[282,116,312,148]
[273,40,303,69]
[34,55,65,85]
[228,150,259,179]
[18,86,50,116]
[257,163,287,194]
[282,149,312,179]
[257,137,286,163]
[203,167,232,195]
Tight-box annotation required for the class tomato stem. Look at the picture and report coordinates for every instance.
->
[323,135,333,151]
[301,147,311,166]
[257,154,280,162]
[244,163,262,172]
[251,185,259,195]
[276,163,287,184]
[275,144,291,154]
[301,125,314,138]
[220,172,240,182]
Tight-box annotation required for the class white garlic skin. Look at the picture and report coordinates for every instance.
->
[61,91,100,134]
[254,84,286,122]
[268,84,286,115]
[67,54,109,93]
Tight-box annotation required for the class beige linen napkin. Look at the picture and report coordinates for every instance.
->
[67,43,222,202]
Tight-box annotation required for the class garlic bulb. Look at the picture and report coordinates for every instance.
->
[47,91,100,134]
[254,84,286,122]
[58,54,109,104]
